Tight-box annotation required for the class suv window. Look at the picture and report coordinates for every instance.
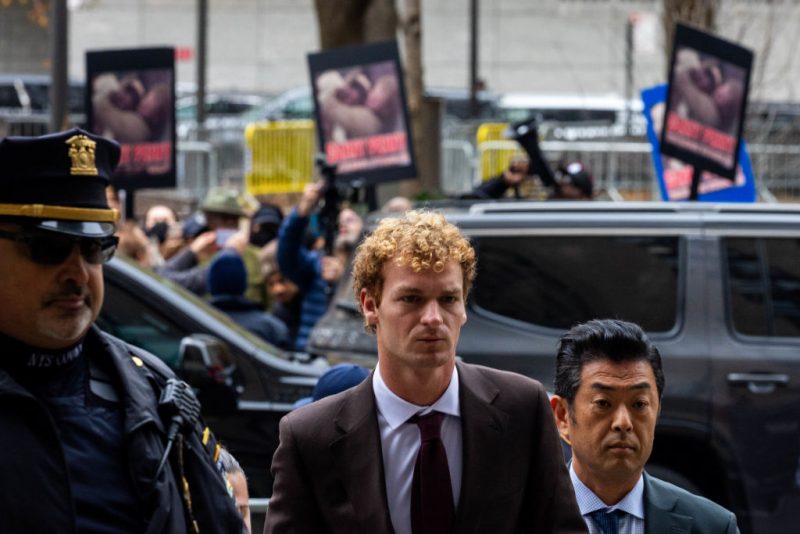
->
[724,237,800,337]
[97,280,186,368]
[472,235,680,332]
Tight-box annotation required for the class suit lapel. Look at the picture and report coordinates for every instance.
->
[644,473,693,534]
[329,376,395,533]
[455,362,510,532]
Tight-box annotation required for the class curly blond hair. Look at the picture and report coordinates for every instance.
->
[352,210,476,332]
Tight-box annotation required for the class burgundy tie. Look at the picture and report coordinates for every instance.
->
[409,412,455,534]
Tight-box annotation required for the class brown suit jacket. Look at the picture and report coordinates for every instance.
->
[264,361,587,534]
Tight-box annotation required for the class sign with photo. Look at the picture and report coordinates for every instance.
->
[642,84,755,202]
[661,23,753,180]
[307,41,417,186]
[86,47,176,190]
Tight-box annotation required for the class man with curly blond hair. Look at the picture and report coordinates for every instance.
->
[265,211,586,534]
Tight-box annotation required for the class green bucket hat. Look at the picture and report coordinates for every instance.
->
[200,186,248,217]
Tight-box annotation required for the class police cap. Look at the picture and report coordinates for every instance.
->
[0,127,119,238]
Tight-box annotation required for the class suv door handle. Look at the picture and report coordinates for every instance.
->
[727,373,789,394]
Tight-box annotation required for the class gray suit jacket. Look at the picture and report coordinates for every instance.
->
[264,361,587,534]
[644,474,739,534]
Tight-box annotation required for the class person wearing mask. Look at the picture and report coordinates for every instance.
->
[143,204,179,265]
[249,203,283,248]
[156,187,263,301]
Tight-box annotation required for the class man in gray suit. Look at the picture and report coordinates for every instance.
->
[550,319,739,534]
[265,210,586,534]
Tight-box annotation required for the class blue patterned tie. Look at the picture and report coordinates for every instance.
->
[590,508,621,534]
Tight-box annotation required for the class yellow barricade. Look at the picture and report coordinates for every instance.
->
[475,122,509,144]
[244,120,316,195]
[476,123,527,181]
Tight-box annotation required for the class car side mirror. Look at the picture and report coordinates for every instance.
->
[178,334,242,415]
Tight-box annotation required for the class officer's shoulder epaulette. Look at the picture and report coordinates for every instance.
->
[126,345,175,381]
[94,327,176,383]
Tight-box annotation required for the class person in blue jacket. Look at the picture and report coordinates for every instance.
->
[277,181,351,352]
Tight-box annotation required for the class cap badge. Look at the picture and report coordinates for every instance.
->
[65,134,99,176]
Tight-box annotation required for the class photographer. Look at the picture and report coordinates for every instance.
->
[155,188,266,305]
[471,120,594,201]
[473,159,593,201]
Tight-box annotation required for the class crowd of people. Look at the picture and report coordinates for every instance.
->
[113,180,373,355]
[0,125,741,534]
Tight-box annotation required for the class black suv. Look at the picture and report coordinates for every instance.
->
[99,258,324,498]
[308,201,800,534]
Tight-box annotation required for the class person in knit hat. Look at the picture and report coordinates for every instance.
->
[207,250,289,349]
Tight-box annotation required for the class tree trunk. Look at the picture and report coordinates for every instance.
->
[314,0,397,49]
[313,0,438,202]
[399,0,436,198]
[661,0,719,69]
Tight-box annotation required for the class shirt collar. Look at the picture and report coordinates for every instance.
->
[570,463,645,519]
[373,362,460,429]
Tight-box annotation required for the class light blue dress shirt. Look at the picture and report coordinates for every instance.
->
[570,463,646,534]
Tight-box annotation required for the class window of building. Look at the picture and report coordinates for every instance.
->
[724,237,800,337]
[472,235,680,332]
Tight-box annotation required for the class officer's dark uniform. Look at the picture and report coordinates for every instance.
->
[0,129,243,533]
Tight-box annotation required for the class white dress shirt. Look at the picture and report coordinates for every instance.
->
[373,363,463,534]
[569,463,646,534]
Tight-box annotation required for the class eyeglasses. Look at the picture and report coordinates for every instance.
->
[0,229,119,265]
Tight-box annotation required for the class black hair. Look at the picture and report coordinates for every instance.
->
[554,319,665,406]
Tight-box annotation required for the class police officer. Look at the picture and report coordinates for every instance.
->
[0,129,242,533]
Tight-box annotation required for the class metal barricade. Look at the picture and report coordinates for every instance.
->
[475,123,518,181]
[1,114,49,137]
[244,120,316,195]
[440,139,477,194]
[476,139,657,199]
[476,140,526,184]
[749,143,800,200]
[474,138,800,201]
[0,112,85,138]
[176,140,219,201]
[475,122,509,144]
